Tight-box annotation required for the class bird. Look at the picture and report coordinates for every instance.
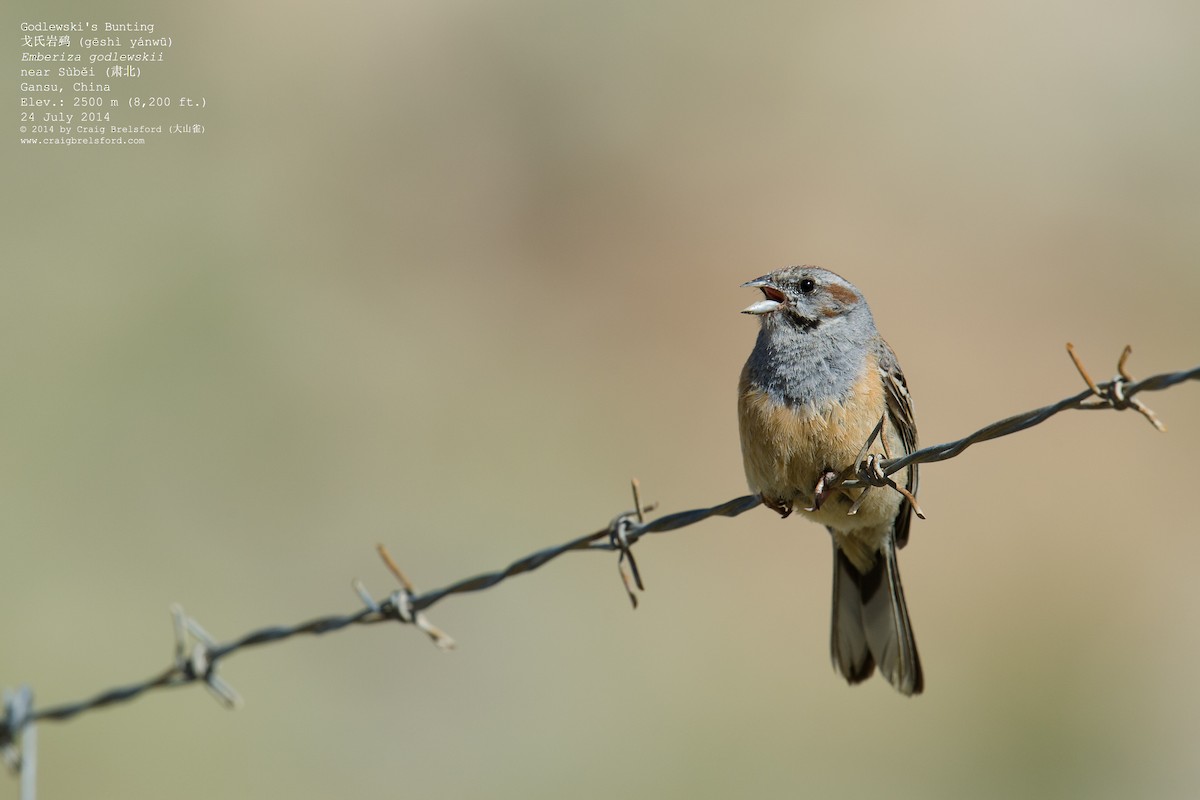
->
[737,265,923,696]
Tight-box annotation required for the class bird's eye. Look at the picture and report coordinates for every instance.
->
[799,278,816,294]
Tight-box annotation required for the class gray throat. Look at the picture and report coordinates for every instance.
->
[745,324,869,409]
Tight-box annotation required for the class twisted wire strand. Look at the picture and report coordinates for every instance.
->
[3,354,1197,761]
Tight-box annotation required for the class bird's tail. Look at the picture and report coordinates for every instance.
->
[829,537,923,696]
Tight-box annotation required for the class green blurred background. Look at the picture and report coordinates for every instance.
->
[4,1,1200,797]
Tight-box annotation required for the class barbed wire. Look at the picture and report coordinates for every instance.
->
[3,344,1198,799]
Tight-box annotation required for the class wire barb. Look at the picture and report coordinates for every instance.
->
[352,579,381,612]
[1,685,36,800]
[1,686,32,773]
[1067,342,1166,430]
[1066,341,1101,395]
[610,513,643,609]
[809,412,927,520]
[846,453,926,520]
[610,478,655,608]
[843,415,889,516]
[374,546,456,650]
[171,605,243,709]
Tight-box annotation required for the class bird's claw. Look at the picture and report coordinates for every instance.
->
[762,494,793,518]
[804,469,841,512]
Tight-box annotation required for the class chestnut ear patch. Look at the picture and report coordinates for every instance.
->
[825,283,859,305]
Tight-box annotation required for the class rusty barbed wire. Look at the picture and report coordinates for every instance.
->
[3,345,1198,798]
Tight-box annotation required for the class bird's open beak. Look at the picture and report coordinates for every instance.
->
[741,278,786,315]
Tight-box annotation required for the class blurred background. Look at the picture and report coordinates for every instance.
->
[3,0,1199,797]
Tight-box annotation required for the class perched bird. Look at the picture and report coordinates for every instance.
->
[737,266,923,695]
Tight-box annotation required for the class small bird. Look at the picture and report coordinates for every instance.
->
[737,266,923,696]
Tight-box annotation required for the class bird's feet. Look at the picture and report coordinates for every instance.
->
[761,494,793,518]
[805,469,841,512]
